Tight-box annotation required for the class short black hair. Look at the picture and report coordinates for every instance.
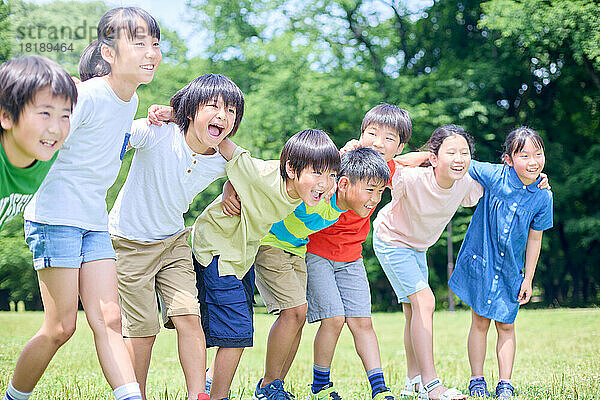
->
[503,126,544,163]
[340,147,390,187]
[0,55,77,133]
[280,129,340,179]
[361,104,412,144]
[171,74,245,136]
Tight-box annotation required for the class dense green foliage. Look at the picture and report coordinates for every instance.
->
[0,0,598,310]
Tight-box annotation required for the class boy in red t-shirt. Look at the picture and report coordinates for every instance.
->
[305,104,413,400]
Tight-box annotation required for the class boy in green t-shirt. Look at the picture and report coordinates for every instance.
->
[0,55,77,229]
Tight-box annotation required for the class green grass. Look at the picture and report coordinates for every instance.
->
[1,309,599,399]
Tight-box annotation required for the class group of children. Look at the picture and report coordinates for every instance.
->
[0,6,553,400]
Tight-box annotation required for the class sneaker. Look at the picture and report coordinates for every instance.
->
[205,376,213,394]
[311,383,342,400]
[253,378,290,400]
[495,381,514,400]
[468,377,490,397]
[373,388,396,400]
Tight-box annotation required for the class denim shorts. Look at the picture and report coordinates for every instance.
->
[194,255,254,348]
[373,233,429,303]
[24,221,116,270]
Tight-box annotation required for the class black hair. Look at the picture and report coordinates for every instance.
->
[502,126,544,163]
[81,7,160,78]
[361,104,412,144]
[0,55,77,133]
[280,129,341,180]
[425,124,475,156]
[171,74,245,136]
[340,147,390,187]
[79,39,110,81]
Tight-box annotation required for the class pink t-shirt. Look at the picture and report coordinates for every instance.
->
[374,166,483,252]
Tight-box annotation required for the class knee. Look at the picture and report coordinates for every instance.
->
[411,290,435,315]
[172,314,202,332]
[495,321,514,336]
[45,318,77,347]
[90,302,123,334]
[322,315,345,333]
[472,314,491,332]
[347,317,373,333]
[281,304,307,327]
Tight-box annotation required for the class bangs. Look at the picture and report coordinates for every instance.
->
[508,127,545,156]
[280,129,341,179]
[361,104,412,143]
[108,7,160,41]
[341,147,390,186]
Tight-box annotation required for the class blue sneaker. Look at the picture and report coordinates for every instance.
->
[205,376,212,394]
[495,381,514,400]
[253,378,290,400]
[468,377,490,397]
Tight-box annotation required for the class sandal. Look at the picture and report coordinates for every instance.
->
[418,378,466,400]
[399,375,421,397]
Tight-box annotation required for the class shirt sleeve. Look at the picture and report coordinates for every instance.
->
[461,176,484,207]
[468,160,498,190]
[67,87,93,134]
[128,118,157,149]
[531,191,554,231]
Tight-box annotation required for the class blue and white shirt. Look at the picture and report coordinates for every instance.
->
[449,160,553,323]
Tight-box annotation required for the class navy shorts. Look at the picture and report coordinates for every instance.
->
[194,255,255,348]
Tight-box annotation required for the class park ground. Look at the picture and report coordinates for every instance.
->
[0,308,598,399]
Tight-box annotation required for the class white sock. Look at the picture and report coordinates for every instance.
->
[4,381,32,400]
[113,382,142,400]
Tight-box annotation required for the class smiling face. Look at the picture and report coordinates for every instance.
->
[286,164,337,207]
[429,134,471,189]
[107,19,162,87]
[359,123,403,162]
[337,177,386,217]
[0,86,71,168]
[185,95,236,155]
[505,137,545,185]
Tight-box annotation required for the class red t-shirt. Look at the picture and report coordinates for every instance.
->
[306,160,396,262]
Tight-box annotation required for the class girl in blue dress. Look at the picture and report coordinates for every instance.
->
[449,127,553,399]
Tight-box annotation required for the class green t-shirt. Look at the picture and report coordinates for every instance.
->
[191,146,303,279]
[0,142,57,228]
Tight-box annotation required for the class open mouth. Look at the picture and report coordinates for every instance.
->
[310,189,324,202]
[526,167,539,173]
[40,139,57,148]
[450,165,464,172]
[140,64,155,71]
[208,124,224,137]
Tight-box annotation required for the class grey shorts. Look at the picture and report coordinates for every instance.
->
[306,253,372,323]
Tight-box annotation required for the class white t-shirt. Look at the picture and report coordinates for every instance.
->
[109,120,227,241]
[24,77,139,231]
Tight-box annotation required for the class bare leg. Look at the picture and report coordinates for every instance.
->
[79,259,137,388]
[468,310,491,377]
[313,316,345,368]
[280,320,304,381]
[494,321,515,381]
[261,304,307,386]
[403,303,420,380]
[346,317,382,372]
[210,347,244,400]
[10,268,79,392]
[171,314,207,399]
[124,336,155,400]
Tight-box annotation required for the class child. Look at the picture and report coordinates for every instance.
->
[247,147,390,400]
[373,125,482,400]
[0,56,76,229]
[108,74,244,400]
[191,129,340,400]
[304,104,412,400]
[449,127,553,399]
[3,8,161,400]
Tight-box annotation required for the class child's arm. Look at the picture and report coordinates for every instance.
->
[393,151,429,167]
[221,180,242,216]
[538,173,550,190]
[518,228,544,305]
[147,104,174,126]
[217,138,238,161]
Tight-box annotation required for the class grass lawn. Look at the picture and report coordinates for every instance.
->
[1,308,599,399]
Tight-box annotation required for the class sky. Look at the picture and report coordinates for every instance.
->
[30,0,434,56]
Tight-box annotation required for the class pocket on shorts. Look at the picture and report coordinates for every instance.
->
[205,277,247,305]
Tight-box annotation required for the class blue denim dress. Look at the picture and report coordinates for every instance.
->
[449,161,553,323]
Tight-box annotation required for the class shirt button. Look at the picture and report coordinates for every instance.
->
[192,153,197,157]
[193,160,197,164]
[523,185,526,189]
[513,202,517,207]
[495,275,499,279]
[187,169,191,173]
[487,300,492,304]
[500,252,504,256]
[473,255,477,259]
[503,228,508,233]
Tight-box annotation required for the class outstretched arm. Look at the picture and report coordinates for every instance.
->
[394,151,430,167]
[518,228,544,305]
[147,104,174,126]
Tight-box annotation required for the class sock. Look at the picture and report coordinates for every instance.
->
[470,376,484,381]
[367,368,387,397]
[3,382,32,400]
[311,364,331,393]
[113,382,142,400]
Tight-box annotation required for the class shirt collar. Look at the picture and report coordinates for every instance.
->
[508,166,541,193]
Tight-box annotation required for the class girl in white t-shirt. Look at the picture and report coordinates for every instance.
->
[373,125,481,400]
[4,8,161,400]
